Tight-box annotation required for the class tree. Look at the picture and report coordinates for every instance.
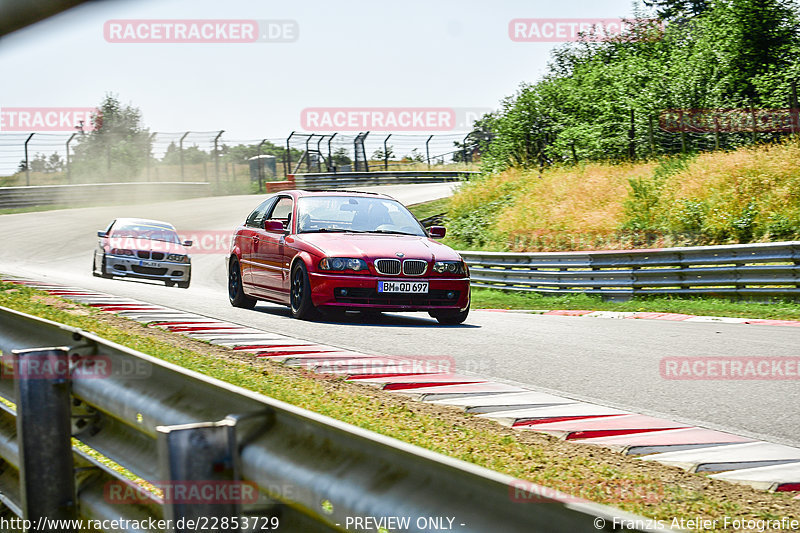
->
[161,143,208,165]
[372,146,395,160]
[71,93,152,180]
[331,147,351,166]
[29,154,47,173]
[454,113,496,162]
[643,0,712,19]
[47,153,64,172]
[480,1,800,171]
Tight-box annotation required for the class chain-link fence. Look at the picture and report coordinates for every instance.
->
[0,131,480,192]
[5,114,799,193]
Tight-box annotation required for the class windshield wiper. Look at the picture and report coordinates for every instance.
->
[364,230,419,236]
[301,228,367,233]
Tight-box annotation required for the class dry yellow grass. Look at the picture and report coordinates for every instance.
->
[448,139,800,251]
[496,162,656,234]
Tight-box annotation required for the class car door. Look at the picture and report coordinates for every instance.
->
[251,195,293,296]
[239,198,276,288]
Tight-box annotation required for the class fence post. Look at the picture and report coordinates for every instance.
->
[647,116,655,155]
[425,134,433,168]
[147,132,157,181]
[213,130,224,186]
[327,133,337,172]
[65,133,76,183]
[384,134,392,170]
[791,81,799,135]
[462,134,469,163]
[24,133,34,186]
[13,347,77,526]
[316,135,326,172]
[285,131,295,178]
[179,131,190,181]
[628,109,635,160]
[157,419,241,532]
[258,139,268,193]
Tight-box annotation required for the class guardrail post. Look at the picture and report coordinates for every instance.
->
[158,419,241,532]
[13,347,76,527]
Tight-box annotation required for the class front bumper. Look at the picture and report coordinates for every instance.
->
[104,254,191,282]
[308,272,470,312]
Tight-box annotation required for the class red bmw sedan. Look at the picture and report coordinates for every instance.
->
[227,190,470,324]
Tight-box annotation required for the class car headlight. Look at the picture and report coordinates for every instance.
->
[167,254,189,263]
[433,260,466,275]
[110,248,134,256]
[319,257,368,271]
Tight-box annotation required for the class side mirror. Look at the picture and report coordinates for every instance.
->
[97,231,107,238]
[428,226,446,239]
[264,220,286,233]
[183,240,193,247]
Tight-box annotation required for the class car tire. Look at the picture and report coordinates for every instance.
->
[176,271,191,289]
[228,257,256,309]
[290,262,318,320]
[99,254,112,279]
[430,308,469,325]
[165,280,176,287]
[92,254,100,277]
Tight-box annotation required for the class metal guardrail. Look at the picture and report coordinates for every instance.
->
[0,306,669,532]
[461,242,800,300]
[0,182,211,209]
[290,171,476,190]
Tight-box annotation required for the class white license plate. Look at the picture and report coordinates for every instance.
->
[378,281,428,294]
[139,260,160,268]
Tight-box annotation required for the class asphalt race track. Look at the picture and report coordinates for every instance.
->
[0,182,797,449]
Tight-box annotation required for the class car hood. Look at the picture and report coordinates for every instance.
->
[297,233,461,262]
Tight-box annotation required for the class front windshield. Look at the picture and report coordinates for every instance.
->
[297,196,426,236]
[111,223,181,244]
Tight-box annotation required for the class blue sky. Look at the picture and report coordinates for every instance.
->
[0,0,644,173]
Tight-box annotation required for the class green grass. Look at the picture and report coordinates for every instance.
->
[2,281,797,528]
[0,204,79,215]
[407,197,450,220]
[470,287,800,320]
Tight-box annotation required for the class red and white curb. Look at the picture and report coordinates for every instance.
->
[3,274,799,494]
[485,309,800,328]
